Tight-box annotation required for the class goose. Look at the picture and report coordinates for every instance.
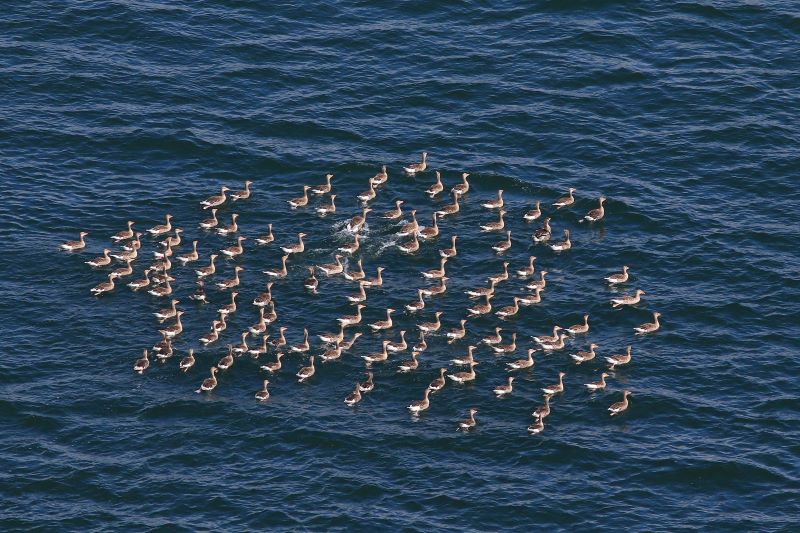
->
[523,201,542,222]
[526,271,548,291]
[418,311,443,333]
[338,304,365,328]
[338,331,363,351]
[121,232,143,252]
[111,246,139,262]
[111,221,135,242]
[201,187,229,209]
[154,299,180,321]
[635,311,661,334]
[539,333,567,351]
[127,268,152,291]
[549,229,571,251]
[420,277,448,297]
[446,319,467,344]
[199,209,219,230]
[611,289,645,308]
[494,376,515,396]
[467,294,494,316]
[343,258,365,281]
[230,179,253,201]
[109,259,134,280]
[195,254,218,278]
[248,335,270,356]
[492,230,512,253]
[386,330,408,352]
[270,326,288,349]
[357,180,377,203]
[429,368,446,391]
[609,390,632,416]
[213,313,228,333]
[528,418,545,435]
[507,348,536,371]
[435,192,460,218]
[439,235,458,258]
[263,255,289,279]
[218,345,235,370]
[369,308,395,331]
[281,232,307,255]
[397,352,419,373]
[160,228,183,248]
[255,224,275,246]
[303,266,319,292]
[362,340,390,364]
[397,209,419,237]
[542,372,566,394]
[320,344,343,362]
[417,213,440,240]
[261,352,284,373]
[465,279,496,299]
[199,325,219,346]
[480,209,506,232]
[458,408,478,431]
[338,233,360,255]
[585,372,609,391]
[566,314,590,335]
[263,302,277,325]
[253,281,274,307]
[346,207,371,233]
[319,324,345,345]
[358,372,375,393]
[381,199,404,220]
[422,257,447,279]
[426,170,443,197]
[344,383,362,406]
[532,217,551,243]
[147,280,173,298]
[219,236,246,259]
[580,196,606,223]
[152,333,172,356]
[159,311,185,339]
[482,327,503,346]
[571,343,598,364]
[310,174,334,195]
[488,262,510,285]
[519,288,543,306]
[553,187,575,209]
[147,214,173,236]
[196,367,219,393]
[448,361,479,384]
[254,379,270,401]
[495,297,521,319]
[452,173,470,196]
[370,165,388,186]
[413,331,428,353]
[361,266,385,287]
[290,328,310,353]
[317,254,344,276]
[347,281,368,304]
[85,249,112,267]
[407,387,432,414]
[149,256,171,273]
[451,345,476,366]
[482,189,504,209]
[179,349,195,372]
[492,332,518,354]
[403,152,428,174]
[606,345,632,370]
[233,331,251,354]
[248,308,268,336]
[404,289,426,313]
[605,265,630,285]
[397,233,419,254]
[316,194,337,215]
[216,214,239,236]
[150,271,175,285]
[133,349,150,373]
[216,266,243,290]
[287,185,311,208]
[533,326,562,345]
[532,394,552,420]
[176,240,199,265]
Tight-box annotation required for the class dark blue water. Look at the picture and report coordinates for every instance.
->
[3,1,800,531]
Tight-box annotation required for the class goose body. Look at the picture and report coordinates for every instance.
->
[467,294,494,316]
[199,209,219,230]
[281,232,307,255]
[133,349,150,373]
[606,346,632,370]
[381,199,404,220]
[507,348,535,371]
[176,241,199,265]
[448,361,479,384]
[403,152,428,175]
[420,277,448,297]
[492,230,512,253]
[216,267,243,290]
[526,271,548,292]
[369,308,395,331]
[465,279,496,299]
[147,281,172,298]
[199,325,219,346]
[287,185,310,208]
[248,308,268,336]
[488,262,510,285]
[553,188,575,209]
[269,327,288,349]
[495,297,521,319]
[85,249,112,267]
[418,311,443,333]
[230,180,253,201]
[234,332,252,357]
[523,201,542,222]
[446,319,467,344]
[347,281,368,304]
[439,235,458,258]
[397,234,420,254]
[428,368,446,391]
[451,345,476,366]
[216,214,239,236]
[344,384,362,406]
[304,266,319,292]
[317,255,344,276]
[338,304,365,328]
[413,331,428,354]
[361,266,385,288]
[452,173,470,196]
[121,232,142,252]
[532,394,552,420]
[320,344,343,362]
[417,213,440,240]
[426,170,443,197]
[407,387,432,414]
[316,194,337,215]
[338,233,360,255]
[263,255,289,279]
[255,380,270,401]
[585,372,608,391]
[218,346,234,371]
[397,210,419,237]
[519,288,543,306]
[397,352,419,373]
[611,289,645,308]
[179,349,195,372]
[196,367,219,393]
[405,289,426,313]
[357,181,377,203]
[346,208,371,233]
[539,333,567,351]
[248,335,270,356]
[482,327,503,346]
[159,311,185,339]
[482,189,504,209]
[608,390,631,416]
[195,254,218,278]
[219,236,246,259]
[566,314,590,335]
[358,372,375,393]
[370,165,388,186]
[201,187,229,209]
[421,257,447,279]
[147,215,173,236]
[386,330,407,352]
[261,352,284,373]
[581,197,606,223]
[255,224,274,246]
[319,324,345,345]
[290,328,310,353]
[542,372,566,394]
[362,341,390,364]
[109,259,134,280]
[605,265,629,284]
[532,218,551,243]
[549,229,571,251]
[492,332,517,354]
[253,282,274,307]
[111,221,135,242]
[458,408,478,431]
[343,258,365,281]
[310,174,333,195]
[127,268,152,291]
[494,376,515,396]
[480,209,506,232]
[338,331,363,351]
[634,312,661,334]
[571,343,598,364]
[435,192,460,218]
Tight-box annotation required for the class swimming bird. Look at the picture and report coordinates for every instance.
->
[85,249,112,268]
[606,345,632,370]
[397,352,419,373]
[338,304,366,328]
[413,331,428,354]
[121,232,142,252]
[319,324,345,345]
[532,217,551,243]
[420,276,448,297]
[261,352,284,373]
[540,333,566,351]
[533,326,562,345]
[494,376,515,396]
[248,335,269,356]
[232,331,250,354]
[111,221,135,242]
[532,394,552,420]
[467,294,494,316]
[611,289,645,308]
[418,311,443,333]
[382,200,404,220]
[254,379,270,401]
[362,340,390,365]
[452,173,470,196]
[346,207,371,233]
[216,213,239,236]
[344,383,362,406]
[253,281,274,307]
[357,180,377,203]
[147,215,173,236]
[405,288,426,313]
[263,302,277,325]
[195,254,218,278]
[370,165,388,186]
[553,187,575,209]
[397,233,420,254]
[159,311,185,339]
[310,174,334,195]
[482,189,504,209]
[199,209,219,230]
[179,349,195,372]
[519,288,543,306]
[196,367,219,393]
[634,312,661,334]
[417,213,440,240]
[496,297,521,319]
[446,319,467,344]
[255,224,275,246]
[439,235,458,258]
[263,255,289,279]
[492,230,512,253]
[480,209,505,232]
[488,262,510,285]
[347,280,368,304]
[429,368,446,391]
[290,328,310,353]
[176,240,199,265]
[127,268,152,291]
[435,192,460,218]
[147,280,172,298]
[426,170,443,197]
[213,313,228,333]
[338,233,360,255]
[580,196,606,223]
[358,372,375,393]
[160,228,183,248]
[62,231,88,251]
[492,332,518,354]
[218,345,234,370]
[133,349,150,373]
[248,308,268,336]
[216,266,243,290]
[110,245,138,262]
[358,267,383,289]
[281,232,307,255]
[549,229,571,251]
[526,271,548,292]
[320,344,343,362]
[571,343,598,364]
[304,266,319,293]
[458,408,478,431]
[338,331,363,351]
[287,185,311,209]
[397,209,419,237]
[403,152,428,175]
[465,278,496,299]
[387,330,408,352]
[422,257,447,280]
[270,326,288,349]
[448,361,479,384]
[566,314,590,335]
[482,327,503,346]
[608,390,631,416]
[149,255,171,273]
[451,345,476,365]
[230,180,253,201]
[201,186,229,209]
[542,372,566,394]
[507,348,536,371]
[199,325,219,346]
[317,254,344,276]
[316,194,337,215]
[369,308,395,331]
[220,236,246,259]
[523,201,542,222]
[585,373,609,391]
[343,258,365,282]
[154,299,179,322]
[407,387,432,414]
[605,265,629,284]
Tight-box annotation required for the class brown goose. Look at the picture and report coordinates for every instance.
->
[404,289,426,313]
[435,192,460,218]
[526,271,548,291]
[254,380,270,401]
[338,233,360,255]
[571,343,598,364]
[320,345,343,362]
[426,170,443,197]
[281,232,307,255]
[358,371,375,392]
[452,173,470,196]
[218,345,235,370]
[147,214,173,236]
[338,331,363,351]
[492,230,512,253]
[199,325,219,346]
[289,328,310,353]
[608,390,631,416]
[447,360,479,384]
[160,228,183,248]
[304,266,319,292]
[439,235,458,258]
[253,281,274,307]
[533,326,562,345]
[179,349,195,372]
[397,352,419,373]
[422,257,447,279]
[542,372,566,394]
[176,240,199,265]
[255,224,274,245]
[231,180,253,201]
[338,304,366,328]
[494,376,515,396]
[196,367,219,393]
[260,352,284,373]
[451,345,476,365]
[347,280,368,304]
[495,297,521,319]
[310,174,334,195]
[397,233,420,254]
[270,327,288,349]
[127,268,152,291]
[382,200,404,220]
[528,418,545,435]
[634,312,661,335]
[480,209,506,232]
[248,308,268,336]
[109,259,134,280]
[488,262,510,285]
[344,383,362,406]
[506,348,536,371]
[386,330,408,353]
[611,289,645,308]
[201,186,229,209]
[407,387,432,414]
[566,314,590,335]
[159,311,185,339]
[553,187,575,209]
[516,256,536,278]
[482,327,503,346]
[420,276,448,297]
[357,180,377,203]
[369,308,395,331]
[458,408,478,431]
[199,209,219,230]
[519,288,543,306]
[532,217,551,243]
[429,368,446,391]
[111,221,135,242]
[580,196,606,223]
[154,298,180,322]
[232,331,250,354]
[220,236,246,259]
[549,229,571,251]
[296,356,316,382]
[361,266,385,287]
[413,331,428,354]
[403,152,428,175]
[195,254,218,278]
[492,332,517,354]
[263,255,289,278]
[362,340,390,364]
[85,248,112,268]
[133,349,150,373]
[370,165,388,186]
[465,278,496,299]
[216,266,243,290]
[467,294,494,316]
[316,194,337,215]
[287,185,311,208]
[319,324,345,345]
[317,254,344,276]
[397,209,419,237]
[606,346,632,370]
[532,394,552,420]
[216,214,239,236]
[523,201,542,222]
[585,372,609,391]
[418,311,443,333]
[248,335,270,356]
[346,207,371,233]
[343,258,365,281]
[605,265,630,284]
[417,213,439,240]
[446,319,467,344]
[482,189,504,209]
[539,333,567,351]
[122,232,142,252]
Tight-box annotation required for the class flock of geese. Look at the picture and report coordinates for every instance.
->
[63,152,660,434]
